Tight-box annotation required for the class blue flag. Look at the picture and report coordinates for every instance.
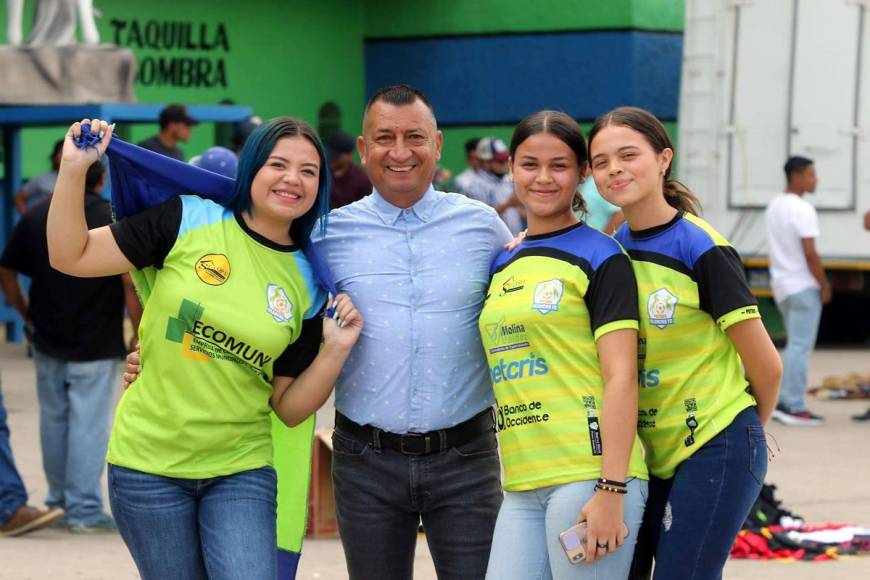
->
[73,125,338,307]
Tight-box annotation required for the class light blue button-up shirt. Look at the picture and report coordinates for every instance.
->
[313,187,513,433]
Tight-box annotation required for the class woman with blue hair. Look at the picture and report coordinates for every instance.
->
[46,117,363,579]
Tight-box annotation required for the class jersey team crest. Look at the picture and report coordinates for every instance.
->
[532,278,564,315]
[648,288,678,329]
[266,284,293,323]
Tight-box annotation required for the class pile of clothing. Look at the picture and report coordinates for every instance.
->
[809,373,870,401]
[731,484,870,561]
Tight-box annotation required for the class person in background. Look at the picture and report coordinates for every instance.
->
[580,166,624,235]
[0,160,141,534]
[0,372,65,537]
[137,104,198,162]
[454,137,483,196]
[325,131,371,209]
[853,210,870,422]
[13,139,63,214]
[189,146,239,179]
[476,137,524,235]
[765,156,830,427]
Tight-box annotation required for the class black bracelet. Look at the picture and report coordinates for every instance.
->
[597,477,627,488]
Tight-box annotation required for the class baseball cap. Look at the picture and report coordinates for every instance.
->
[190,146,238,179]
[325,131,356,160]
[476,137,509,162]
[159,104,199,127]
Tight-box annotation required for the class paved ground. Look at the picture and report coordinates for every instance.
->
[0,341,868,579]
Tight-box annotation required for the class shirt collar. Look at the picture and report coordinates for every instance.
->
[369,186,439,225]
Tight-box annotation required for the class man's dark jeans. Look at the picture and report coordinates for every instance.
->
[332,421,503,580]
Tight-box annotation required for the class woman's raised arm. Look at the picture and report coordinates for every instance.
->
[47,118,135,277]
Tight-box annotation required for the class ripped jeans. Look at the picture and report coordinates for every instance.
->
[629,406,767,580]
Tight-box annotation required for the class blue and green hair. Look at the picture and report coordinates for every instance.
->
[231,116,331,246]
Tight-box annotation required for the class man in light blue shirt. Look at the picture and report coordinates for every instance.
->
[314,84,511,579]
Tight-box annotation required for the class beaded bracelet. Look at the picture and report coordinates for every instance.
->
[595,483,628,495]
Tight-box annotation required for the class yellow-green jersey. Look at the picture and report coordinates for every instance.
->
[479,222,648,492]
[615,211,761,479]
[107,196,326,479]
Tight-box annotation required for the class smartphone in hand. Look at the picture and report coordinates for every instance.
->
[559,521,630,565]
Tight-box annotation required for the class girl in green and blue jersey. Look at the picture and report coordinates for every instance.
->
[480,111,648,579]
[588,107,782,580]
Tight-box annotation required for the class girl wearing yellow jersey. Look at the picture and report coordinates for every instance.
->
[588,107,782,580]
[47,117,362,579]
[481,111,648,579]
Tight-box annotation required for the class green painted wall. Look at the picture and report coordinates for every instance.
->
[364,0,683,37]
[3,1,684,187]
[2,0,366,180]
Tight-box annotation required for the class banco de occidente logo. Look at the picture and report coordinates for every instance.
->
[195,254,230,286]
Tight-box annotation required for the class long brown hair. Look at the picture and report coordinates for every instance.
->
[509,110,588,215]
[588,106,701,216]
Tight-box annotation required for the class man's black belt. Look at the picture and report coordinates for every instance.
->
[334,408,495,456]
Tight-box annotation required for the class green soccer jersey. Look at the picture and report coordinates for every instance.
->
[615,212,761,479]
[479,223,648,492]
[107,196,325,478]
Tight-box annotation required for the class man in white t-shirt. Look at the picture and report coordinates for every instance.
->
[765,156,831,426]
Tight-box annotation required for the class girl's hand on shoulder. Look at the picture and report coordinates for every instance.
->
[503,229,526,251]
[62,118,114,169]
[578,488,626,565]
[322,293,363,352]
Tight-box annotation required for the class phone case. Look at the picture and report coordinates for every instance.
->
[559,521,631,565]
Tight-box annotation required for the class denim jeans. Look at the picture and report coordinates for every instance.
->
[777,289,822,412]
[486,478,647,580]
[0,374,27,526]
[332,426,503,580]
[108,464,277,580]
[629,407,767,580]
[33,350,117,526]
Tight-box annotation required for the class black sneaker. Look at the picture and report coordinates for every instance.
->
[852,407,870,422]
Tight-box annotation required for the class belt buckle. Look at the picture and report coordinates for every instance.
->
[399,433,431,455]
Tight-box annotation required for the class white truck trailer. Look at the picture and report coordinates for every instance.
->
[679,0,870,342]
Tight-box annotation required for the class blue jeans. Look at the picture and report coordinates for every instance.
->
[33,350,117,526]
[0,374,27,526]
[486,478,647,580]
[630,407,767,580]
[777,288,822,412]
[108,464,277,580]
[332,426,503,580]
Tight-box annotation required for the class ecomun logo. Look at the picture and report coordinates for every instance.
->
[165,299,272,369]
[195,254,230,286]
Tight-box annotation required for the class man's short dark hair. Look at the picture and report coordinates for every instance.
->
[465,138,481,155]
[784,156,814,181]
[85,161,105,192]
[365,84,434,115]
